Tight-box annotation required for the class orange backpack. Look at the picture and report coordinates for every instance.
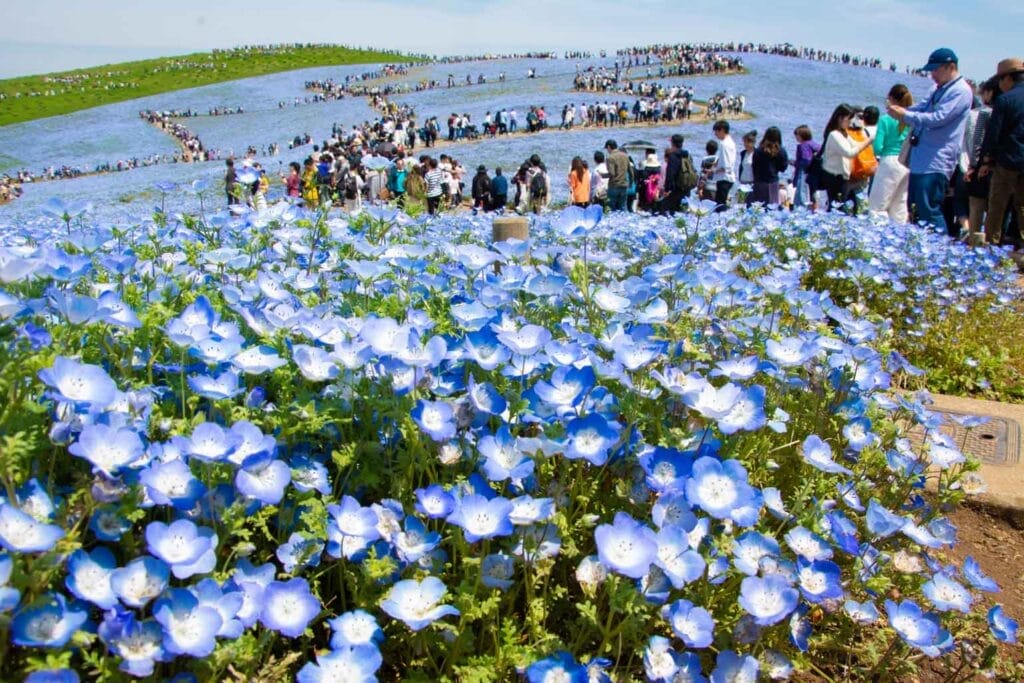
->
[849,128,878,182]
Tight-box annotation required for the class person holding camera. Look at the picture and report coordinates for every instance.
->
[886,48,973,235]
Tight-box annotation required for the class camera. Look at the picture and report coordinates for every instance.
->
[909,133,920,147]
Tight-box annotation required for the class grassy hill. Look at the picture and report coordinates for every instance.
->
[0,44,424,127]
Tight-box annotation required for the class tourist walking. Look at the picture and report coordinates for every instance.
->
[591,151,609,209]
[425,157,444,214]
[886,48,973,235]
[868,84,913,222]
[978,58,1024,246]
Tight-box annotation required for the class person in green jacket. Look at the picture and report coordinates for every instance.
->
[868,84,913,222]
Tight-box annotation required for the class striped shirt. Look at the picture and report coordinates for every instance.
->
[425,169,444,197]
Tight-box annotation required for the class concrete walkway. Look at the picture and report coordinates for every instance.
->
[916,393,1024,515]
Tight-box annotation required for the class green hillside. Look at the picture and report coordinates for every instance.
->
[0,44,424,127]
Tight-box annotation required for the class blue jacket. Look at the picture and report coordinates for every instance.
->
[490,174,509,195]
[981,82,1024,172]
[902,76,973,177]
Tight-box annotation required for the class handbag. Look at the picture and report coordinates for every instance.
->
[897,134,912,169]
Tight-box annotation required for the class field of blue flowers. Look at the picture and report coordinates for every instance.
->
[0,194,1020,682]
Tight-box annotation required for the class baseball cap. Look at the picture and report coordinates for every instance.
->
[922,48,958,71]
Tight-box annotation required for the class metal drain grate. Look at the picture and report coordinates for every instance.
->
[908,410,1020,466]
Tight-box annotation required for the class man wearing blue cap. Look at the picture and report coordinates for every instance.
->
[887,48,973,234]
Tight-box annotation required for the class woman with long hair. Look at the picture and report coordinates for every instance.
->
[820,103,874,211]
[567,156,591,207]
[748,126,789,205]
[868,84,913,222]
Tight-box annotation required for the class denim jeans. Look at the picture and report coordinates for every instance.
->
[908,172,949,233]
[607,186,628,211]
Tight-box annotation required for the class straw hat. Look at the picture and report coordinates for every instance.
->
[994,57,1024,78]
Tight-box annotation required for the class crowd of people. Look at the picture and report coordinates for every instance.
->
[0,176,23,203]
[618,42,906,73]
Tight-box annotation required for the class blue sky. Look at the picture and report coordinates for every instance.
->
[0,0,1018,81]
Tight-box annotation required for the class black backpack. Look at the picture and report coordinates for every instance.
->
[529,171,547,197]
[677,153,698,194]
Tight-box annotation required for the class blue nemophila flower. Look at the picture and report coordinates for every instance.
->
[326,496,381,559]
[553,203,603,238]
[594,512,658,579]
[639,446,693,493]
[110,556,170,608]
[526,650,587,683]
[988,605,1018,644]
[328,609,384,649]
[799,435,851,476]
[797,559,844,604]
[922,572,973,614]
[380,576,459,631]
[188,368,244,400]
[68,423,144,477]
[276,533,325,574]
[395,516,440,564]
[843,416,877,452]
[643,635,695,682]
[259,577,321,637]
[140,459,206,510]
[651,491,697,531]
[686,456,760,525]
[0,553,19,611]
[824,510,860,555]
[784,526,833,562]
[963,556,999,592]
[236,457,291,505]
[145,519,217,579]
[533,365,596,413]
[0,501,64,553]
[184,422,240,463]
[685,380,741,420]
[709,382,764,435]
[509,496,555,526]
[292,344,339,382]
[65,547,117,609]
[497,324,552,356]
[732,531,781,576]
[481,553,516,590]
[296,643,383,683]
[564,412,621,466]
[446,494,514,543]
[845,599,881,624]
[739,575,800,626]
[24,669,80,683]
[411,399,456,442]
[11,593,88,648]
[479,425,534,482]
[789,605,812,652]
[191,578,244,639]
[766,336,819,367]
[711,650,759,683]
[153,588,222,657]
[48,288,100,323]
[865,499,907,538]
[885,599,953,656]
[414,484,456,519]
[38,356,118,409]
[662,599,715,648]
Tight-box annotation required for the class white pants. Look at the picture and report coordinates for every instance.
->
[868,156,909,223]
